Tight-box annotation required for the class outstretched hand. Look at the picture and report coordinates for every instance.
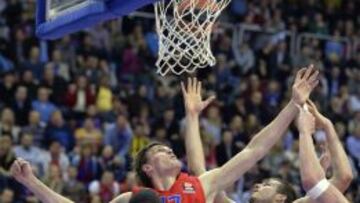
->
[292,64,319,105]
[10,158,35,185]
[306,100,330,128]
[181,77,216,116]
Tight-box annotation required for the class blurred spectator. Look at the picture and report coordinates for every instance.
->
[21,46,44,80]
[99,145,127,181]
[0,134,16,188]
[234,43,255,75]
[0,108,21,142]
[75,117,103,152]
[40,64,67,105]
[201,105,223,145]
[0,71,17,107]
[89,171,120,203]
[22,110,46,147]
[65,75,96,119]
[120,171,138,193]
[42,140,70,179]
[19,69,38,101]
[104,114,133,158]
[129,122,150,158]
[10,85,31,126]
[62,166,87,203]
[96,75,113,114]
[31,86,57,123]
[47,49,71,81]
[44,110,74,152]
[14,133,45,175]
[42,164,64,194]
[0,188,14,203]
[72,143,101,184]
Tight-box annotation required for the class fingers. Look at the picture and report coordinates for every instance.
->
[308,69,319,84]
[192,77,197,93]
[187,77,192,93]
[303,64,314,80]
[295,67,307,82]
[309,79,319,91]
[10,159,23,176]
[181,82,186,95]
[203,95,216,108]
[184,77,201,95]
[197,81,202,95]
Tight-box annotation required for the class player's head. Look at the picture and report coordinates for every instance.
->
[129,189,161,203]
[134,142,182,187]
[250,178,296,203]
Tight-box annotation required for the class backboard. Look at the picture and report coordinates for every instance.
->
[36,0,157,40]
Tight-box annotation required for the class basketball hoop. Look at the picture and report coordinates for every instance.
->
[154,0,231,76]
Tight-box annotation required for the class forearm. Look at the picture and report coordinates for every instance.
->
[213,100,299,190]
[23,175,74,203]
[185,114,206,175]
[299,132,326,191]
[323,121,353,191]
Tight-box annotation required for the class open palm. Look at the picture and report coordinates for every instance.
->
[292,64,319,105]
[181,77,215,116]
[306,99,330,128]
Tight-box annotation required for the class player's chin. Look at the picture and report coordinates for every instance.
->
[173,159,182,168]
[250,191,260,199]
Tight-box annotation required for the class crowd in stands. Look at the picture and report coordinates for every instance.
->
[0,0,359,202]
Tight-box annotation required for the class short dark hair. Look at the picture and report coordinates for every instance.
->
[129,189,161,203]
[133,142,166,188]
[274,178,297,203]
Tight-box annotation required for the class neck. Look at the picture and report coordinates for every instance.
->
[151,173,178,191]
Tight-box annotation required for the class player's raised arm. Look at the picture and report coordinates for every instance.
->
[307,100,353,192]
[181,77,215,175]
[181,77,234,203]
[296,107,349,203]
[10,158,74,203]
[199,65,319,198]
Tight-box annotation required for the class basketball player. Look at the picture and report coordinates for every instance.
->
[181,77,233,203]
[108,65,319,203]
[295,107,349,203]
[129,189,161,203]
[182,77,353,203]
[248,101,353,203]
[10,66,318,203]
[293,102,353,203]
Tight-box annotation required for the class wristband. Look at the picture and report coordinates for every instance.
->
[306,179,330,200]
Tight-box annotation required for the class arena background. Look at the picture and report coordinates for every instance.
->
[0,0,359,202]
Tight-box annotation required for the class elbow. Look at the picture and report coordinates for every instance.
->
[340,171,354,187]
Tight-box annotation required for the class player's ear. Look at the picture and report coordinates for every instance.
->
[274,193,287,203]
[142,163,153,175]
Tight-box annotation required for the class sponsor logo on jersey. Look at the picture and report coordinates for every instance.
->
[183,182,195,194]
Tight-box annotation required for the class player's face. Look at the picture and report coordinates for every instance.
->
[146,145,182,175]
[250,179,281,202]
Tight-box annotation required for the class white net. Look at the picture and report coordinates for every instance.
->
[154,0,231,76]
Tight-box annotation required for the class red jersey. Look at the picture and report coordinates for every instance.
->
[133,172,206,203]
